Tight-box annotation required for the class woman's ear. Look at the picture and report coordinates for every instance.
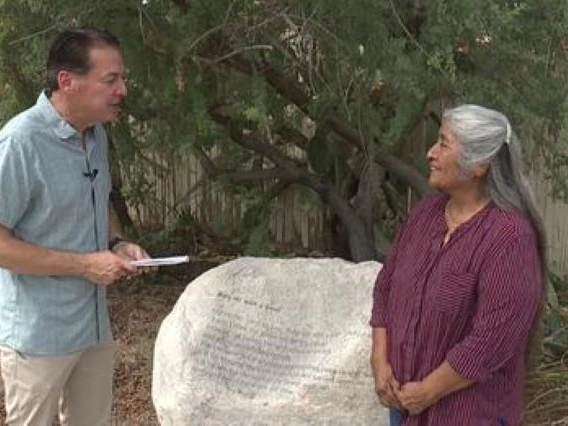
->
[472,163,490,179]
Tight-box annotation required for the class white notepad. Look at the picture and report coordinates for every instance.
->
[130,256,190,267]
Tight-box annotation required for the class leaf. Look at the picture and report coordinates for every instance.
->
[306,136,332,175]
[244,223,272,256]
[243,106,262,122]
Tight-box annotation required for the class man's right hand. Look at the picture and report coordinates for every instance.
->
[82,250,137,286]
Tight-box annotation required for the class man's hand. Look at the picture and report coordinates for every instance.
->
[82,251,137,286]
[111,240,148,260]
[111,240,154,276]
[372,359,403,409]
[395,381,438,416]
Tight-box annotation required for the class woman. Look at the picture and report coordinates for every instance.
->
[370,104,546,426]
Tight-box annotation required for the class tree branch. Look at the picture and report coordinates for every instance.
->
[208,106,379,261]
[194,145,294,183]
[222,169,293,183]
[274,125,309,149]
[210,49,433,197]
[170,0,189,14]
[208,107,304,176]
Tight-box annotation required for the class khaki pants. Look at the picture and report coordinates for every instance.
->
[0,342,116,426]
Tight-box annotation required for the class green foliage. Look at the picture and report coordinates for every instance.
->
[307,129,334,174]
[244,222,272,257]
[1,0,568,262]
[0,5,567,413]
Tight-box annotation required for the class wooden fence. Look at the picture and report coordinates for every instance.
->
[124,148,568,275]
[530,167,568,276]
[124,150,328,253]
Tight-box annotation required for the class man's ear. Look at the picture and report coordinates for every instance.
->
[57,70,76,92]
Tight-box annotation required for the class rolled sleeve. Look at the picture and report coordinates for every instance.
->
[370,221,409,328]
[0,136,34,230]
[370,255,396,327]
[446,233,542,382]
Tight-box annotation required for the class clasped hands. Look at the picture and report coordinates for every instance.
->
[374,362,437,416]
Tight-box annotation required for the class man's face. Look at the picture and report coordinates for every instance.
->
[70,46,127,126]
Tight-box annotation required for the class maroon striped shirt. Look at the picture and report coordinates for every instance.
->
[370,193,542,426]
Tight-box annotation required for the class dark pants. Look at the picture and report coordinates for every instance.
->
[389,409,506,425]
[389,409,401,426]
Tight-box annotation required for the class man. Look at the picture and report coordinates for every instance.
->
[0,27,149,425]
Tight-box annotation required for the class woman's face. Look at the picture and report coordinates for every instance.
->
[427,122,466,192]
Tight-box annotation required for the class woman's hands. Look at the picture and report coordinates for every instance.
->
[371,361,439,416]
[390,361,474,417]
[371,329,466,416]
[394,381,438,416]
[397,361,473,416]
[372,357,403,409]
[371,328,403,409]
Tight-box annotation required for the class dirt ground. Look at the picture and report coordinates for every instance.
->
[108,278,185,424]
[0,259,567,425]
[108,260,216,425]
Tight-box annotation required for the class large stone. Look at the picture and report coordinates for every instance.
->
[152,257,388,425]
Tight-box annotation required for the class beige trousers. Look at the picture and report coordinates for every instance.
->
[0,342,116,426]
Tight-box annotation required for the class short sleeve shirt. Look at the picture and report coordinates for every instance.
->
[0,92,113,355]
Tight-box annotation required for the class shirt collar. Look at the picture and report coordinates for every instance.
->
[36,91,83,141]
[439,193,495,234]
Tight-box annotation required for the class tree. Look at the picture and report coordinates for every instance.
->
[1,0,568,261]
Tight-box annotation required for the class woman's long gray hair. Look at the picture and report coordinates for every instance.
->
[443,104,547,363]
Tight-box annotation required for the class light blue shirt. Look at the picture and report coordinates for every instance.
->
[0,92,113,355]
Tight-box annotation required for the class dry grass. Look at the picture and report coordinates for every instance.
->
[108,279,185,425]
[524,359,568,425]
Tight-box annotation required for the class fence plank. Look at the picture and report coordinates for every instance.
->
[530,163,568,275]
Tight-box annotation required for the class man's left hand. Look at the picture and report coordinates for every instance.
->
[111,241,154,276]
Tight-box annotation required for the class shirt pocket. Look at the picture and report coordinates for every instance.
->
[435,271,477,315]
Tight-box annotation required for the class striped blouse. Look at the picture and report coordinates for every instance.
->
[371,193,542,426]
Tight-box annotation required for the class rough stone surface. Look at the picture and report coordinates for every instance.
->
[152,257,388,425]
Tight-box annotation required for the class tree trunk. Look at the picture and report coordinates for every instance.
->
[323,190,379,262]
[107,133,135,232]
